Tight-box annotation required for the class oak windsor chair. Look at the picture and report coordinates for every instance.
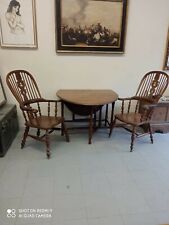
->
[109,71,169,152]
[6,70,69,158]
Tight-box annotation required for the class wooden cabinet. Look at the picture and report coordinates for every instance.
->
[150,101,169,133]
[0,104,19,157]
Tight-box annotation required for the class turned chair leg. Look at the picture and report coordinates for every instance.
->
[109,118,116,137]
[61,121,64,136]
[45,130,50,159]
[148,123,153,144]
[37,128,40,137]
[130,126,136,152]
[62,121,70,142]
[21,126,29,149]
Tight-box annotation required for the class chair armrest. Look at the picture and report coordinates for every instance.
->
[22,98,63,118]
[118,97,135,101]
[25,98,61,104]
[35,98,61,103]
[20,104,38,114]
[142,104,158,110]
[118,96,154,103]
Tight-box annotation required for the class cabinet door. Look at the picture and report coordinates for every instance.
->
[10,108,19,139]
[1,119,12,151]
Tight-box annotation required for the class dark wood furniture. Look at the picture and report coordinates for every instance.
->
[150,101,169,133]
[57,89,118,144]
[0,104,19,157]
[109,71,169,152]
[6,70,69,159]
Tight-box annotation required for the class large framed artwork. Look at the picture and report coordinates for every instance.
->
[56,0,128,53]
[0,0,38,48]
[163,29,169,70]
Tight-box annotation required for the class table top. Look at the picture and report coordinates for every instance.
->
[56,89,118,106]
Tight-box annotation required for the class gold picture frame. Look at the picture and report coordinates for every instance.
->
[0,0,38,48]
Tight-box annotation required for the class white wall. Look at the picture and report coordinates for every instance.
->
[0,0,169,126]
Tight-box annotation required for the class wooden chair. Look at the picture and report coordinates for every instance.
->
[6,70,69,158]
[109,71,169,152]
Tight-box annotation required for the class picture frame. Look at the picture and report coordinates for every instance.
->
[0,0,38,48]
[163,29,169,70]
[0,76,7,108]
[56,0,128,54]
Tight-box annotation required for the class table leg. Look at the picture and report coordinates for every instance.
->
[110,102,115,128]
[98,107,102,128]
[72,113,75,121]
[61,101,64,136]
[94,112,97,130]
[105,104,109,126]
[88,107,93,144]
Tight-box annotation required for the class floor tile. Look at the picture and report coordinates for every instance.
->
[81,172,111,195]
[88,215,125,225]
[53,195,86,221]
[122,212,157,225]
[23,177,54,198]
[85,194,120,218]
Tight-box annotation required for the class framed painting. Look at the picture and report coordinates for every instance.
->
[0,76,7,108]
[163,29,169,70]
[56,0,128,53]
[0,0,38,48]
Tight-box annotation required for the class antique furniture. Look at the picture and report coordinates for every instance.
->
[57,89,118,144]
[0,104,19,157]
[109,71,169,151]
[150,101,169,133]
[6,70,69,158]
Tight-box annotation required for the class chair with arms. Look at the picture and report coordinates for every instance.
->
[109,71,169,152]
[6,70,69,158]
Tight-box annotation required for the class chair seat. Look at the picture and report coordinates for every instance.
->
[26,116,63,129]
[115,112,149,126]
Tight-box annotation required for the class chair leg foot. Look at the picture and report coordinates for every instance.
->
[148,123,153,144]
[62,122,70,142]
[130,127,135,152]
[109,118,116,137]
[21,126,29,149]
[45,130,51,159]
[37,129,40,137]
[47,153,50,159]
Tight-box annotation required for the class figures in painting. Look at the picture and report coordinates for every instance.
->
[62,23,119,46]
[5,0,24,34]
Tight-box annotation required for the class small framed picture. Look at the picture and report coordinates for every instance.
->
[163,29,169,70]
[0,0,38,48]
[56,0,128,54]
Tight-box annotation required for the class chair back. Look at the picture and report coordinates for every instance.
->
[6,70,42,105]
[135,71,169,103]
